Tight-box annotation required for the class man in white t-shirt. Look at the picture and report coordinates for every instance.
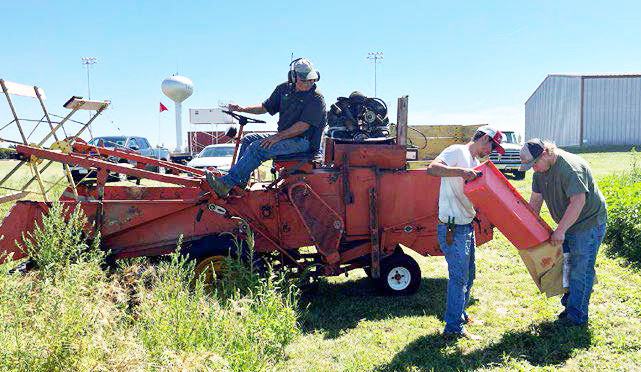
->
[426,125,504,340]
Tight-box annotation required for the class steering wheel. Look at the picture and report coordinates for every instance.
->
[222,110,266,126]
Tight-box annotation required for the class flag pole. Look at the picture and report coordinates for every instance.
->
[158,106,161,159]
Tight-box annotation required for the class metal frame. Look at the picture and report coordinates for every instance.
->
[0,79,111,202]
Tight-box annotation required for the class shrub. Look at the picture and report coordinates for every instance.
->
[599,148,641,263]
[18,201,101,275]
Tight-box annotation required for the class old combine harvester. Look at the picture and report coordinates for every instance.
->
[0,80,562,296]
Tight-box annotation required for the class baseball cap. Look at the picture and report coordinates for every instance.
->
[519,138,545,171]
[476,125,505,154]
[292,58,320,81]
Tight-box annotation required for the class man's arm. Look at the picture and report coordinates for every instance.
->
[426,159,479,182]
[228,103,267,115]
[260,121,310,148]
[550,192,586,245]
[529,192,544,214]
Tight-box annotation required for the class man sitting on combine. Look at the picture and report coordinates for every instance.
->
[426,125,504,340]
[205,57,326,197]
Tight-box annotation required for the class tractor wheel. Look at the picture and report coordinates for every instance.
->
[183,235,266,287]
[513,171,526,180]
[192,254,228,286]
[376,253,421,296]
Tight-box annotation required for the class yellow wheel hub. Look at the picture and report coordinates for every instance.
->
[193,255,227,285]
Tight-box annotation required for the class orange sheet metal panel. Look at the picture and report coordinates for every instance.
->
[332,143,406,169]
[344,168,377,236]
[463,161,552,250]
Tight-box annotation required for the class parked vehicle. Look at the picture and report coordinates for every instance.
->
[186,144,235,173]
[489,131,525,179]
[71,136,170,183]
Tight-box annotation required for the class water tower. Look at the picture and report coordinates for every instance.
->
[161,75,194,152]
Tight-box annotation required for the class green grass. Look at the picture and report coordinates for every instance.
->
[1,150,641,371]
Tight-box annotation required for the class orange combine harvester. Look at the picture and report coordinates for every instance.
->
[0,80,561,296]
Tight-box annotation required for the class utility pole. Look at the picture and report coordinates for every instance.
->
[367,51,384,97]
[81,57,98,126]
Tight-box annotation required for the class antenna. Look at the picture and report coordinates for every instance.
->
[367,51,384,97]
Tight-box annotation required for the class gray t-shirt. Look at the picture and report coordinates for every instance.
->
[262,82,326,141]
[532,150,607,233]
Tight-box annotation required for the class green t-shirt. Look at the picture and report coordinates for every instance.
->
[532,150,607,233]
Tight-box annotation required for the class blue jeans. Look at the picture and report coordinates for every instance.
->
[437,222,476,334]
[221,133,309,187]
[560,222,606,324]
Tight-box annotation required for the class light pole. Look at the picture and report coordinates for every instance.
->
[367,51,384,97]
[81,57,98,124]
[81,57,98,100]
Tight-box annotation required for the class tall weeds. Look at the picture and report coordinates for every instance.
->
[599,148,641,263]
[0,202,300,371]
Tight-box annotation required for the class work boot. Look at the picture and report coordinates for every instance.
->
[443,330,483,341]
[557,309,568,319]
[205,170,232,198]
[554,316,584,328]
[238,180,249,190]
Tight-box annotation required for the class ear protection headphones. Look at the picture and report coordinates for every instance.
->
[288,58,320,84]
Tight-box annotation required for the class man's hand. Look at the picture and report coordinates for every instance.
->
[260,135,282,149]
[228,103,245,112]
[550,228,566,246]
[460,169,480,182]
[426,160,480,180]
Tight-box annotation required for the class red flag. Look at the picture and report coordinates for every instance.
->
[159,102,168,112]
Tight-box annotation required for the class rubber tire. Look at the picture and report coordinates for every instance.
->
[182,235,266,285]
[376,253,421,296]
[512,170,526,180]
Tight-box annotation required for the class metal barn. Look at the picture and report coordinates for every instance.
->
[525,74,641,147]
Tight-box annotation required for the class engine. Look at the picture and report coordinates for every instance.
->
[326,91,390,142]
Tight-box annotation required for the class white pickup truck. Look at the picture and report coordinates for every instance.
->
[488,131,526,179]
[71,136,170,183]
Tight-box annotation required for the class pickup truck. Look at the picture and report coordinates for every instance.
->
[488,131,526,180]
[71,136,170,183]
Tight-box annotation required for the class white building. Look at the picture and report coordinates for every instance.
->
[525,74,641,147]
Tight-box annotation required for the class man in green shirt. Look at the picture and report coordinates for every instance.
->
[520,139,607,326]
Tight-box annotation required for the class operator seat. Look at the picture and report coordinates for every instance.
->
[272,120,326,174]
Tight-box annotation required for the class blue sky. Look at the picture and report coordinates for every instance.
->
[2,0,641,150]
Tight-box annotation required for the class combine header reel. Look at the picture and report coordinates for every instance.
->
[0,79,110,202]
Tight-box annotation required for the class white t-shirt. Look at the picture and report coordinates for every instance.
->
[435,144,479,225]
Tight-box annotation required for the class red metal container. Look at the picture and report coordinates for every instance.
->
[464,161,552,250]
